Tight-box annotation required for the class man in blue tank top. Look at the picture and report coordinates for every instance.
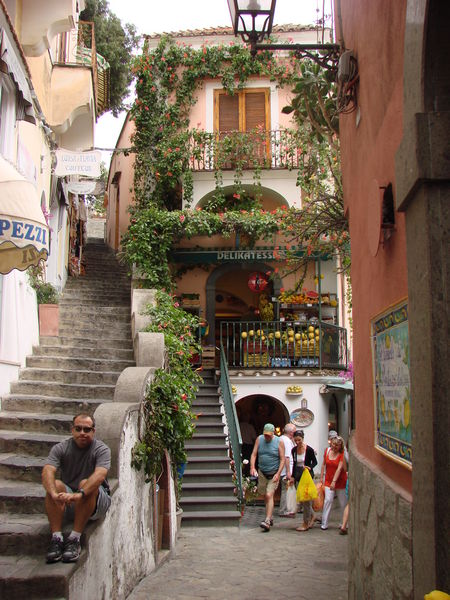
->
[250,423,285,531]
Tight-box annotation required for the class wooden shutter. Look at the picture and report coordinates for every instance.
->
[218,94,239,132]
[244,91,267,131]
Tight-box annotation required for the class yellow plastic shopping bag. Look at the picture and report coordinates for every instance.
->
[296,468,318,502]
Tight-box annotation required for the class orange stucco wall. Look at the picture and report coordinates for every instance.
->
[106,116,135,250]
[338,0,411,491]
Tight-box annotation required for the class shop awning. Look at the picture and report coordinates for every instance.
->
[0,156,49,274]
[320,381,354,393]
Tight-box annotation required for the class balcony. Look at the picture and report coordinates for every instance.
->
[189,129,303,172]
[54,21,110,116]
[220,320,348,371]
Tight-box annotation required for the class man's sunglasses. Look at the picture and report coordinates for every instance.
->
[73,425,94,433]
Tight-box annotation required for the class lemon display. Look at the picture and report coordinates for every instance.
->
[275,331,281,339]
[294,333,301,340]
[286,385,303,394]
[248,330,254,337]
[241,331,247,339]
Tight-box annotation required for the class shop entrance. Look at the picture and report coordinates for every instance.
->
[236,394,289,471]
[205,262,281,347]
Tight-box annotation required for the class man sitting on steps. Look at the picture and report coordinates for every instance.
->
[42,413,111,563]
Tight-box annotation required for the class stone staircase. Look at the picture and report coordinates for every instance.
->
[0,237,134,598]
[180,369,241,527]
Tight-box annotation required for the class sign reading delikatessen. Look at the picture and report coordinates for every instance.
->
[54,149,102,178]
[171,247,329,264]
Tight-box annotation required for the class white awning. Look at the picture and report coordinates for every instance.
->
[0,156,49,274]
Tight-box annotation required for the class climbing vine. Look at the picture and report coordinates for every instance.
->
[131,290,202,482]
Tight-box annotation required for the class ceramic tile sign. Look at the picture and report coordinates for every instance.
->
[371,299,412,467]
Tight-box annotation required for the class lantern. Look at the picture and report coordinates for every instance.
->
[248,271,269,292]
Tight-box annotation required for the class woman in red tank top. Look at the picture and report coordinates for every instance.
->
[319,436,348,530]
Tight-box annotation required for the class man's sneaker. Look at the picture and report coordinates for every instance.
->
[62,537,81,562]
[46,536,63,563]
[260,519,271,531]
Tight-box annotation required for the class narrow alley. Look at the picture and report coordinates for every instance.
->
[128,505,348,600]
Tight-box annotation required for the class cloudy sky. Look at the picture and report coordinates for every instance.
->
[95,0,333,160]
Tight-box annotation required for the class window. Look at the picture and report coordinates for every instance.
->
[0,73,17,161]
[214,88,270,167]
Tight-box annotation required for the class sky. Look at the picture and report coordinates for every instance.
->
[94,0,333,162]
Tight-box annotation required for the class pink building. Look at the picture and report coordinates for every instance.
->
[337,0,449,597]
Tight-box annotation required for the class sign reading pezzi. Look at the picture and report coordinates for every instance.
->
[55,149,102,177]
[0,218,47,250]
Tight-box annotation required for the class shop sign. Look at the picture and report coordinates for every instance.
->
[55,149,102,177]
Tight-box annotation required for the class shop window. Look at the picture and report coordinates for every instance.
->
[214,88,270,167]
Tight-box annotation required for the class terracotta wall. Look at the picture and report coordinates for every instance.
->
[338,0,411,491]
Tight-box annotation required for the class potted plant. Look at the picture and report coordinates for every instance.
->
[28,265,60,336]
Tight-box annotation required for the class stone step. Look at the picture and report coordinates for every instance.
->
[192,397,222,408]
[18,368,121,386]
[61,288,130,299]
[2,395,104,416]
[59,313,131,326]
[59,304,130,317]
[0,513,50,555]
[59,298,131,307]
[0,430,67,457]
[179,495,237,512]
[0,453,47,483]
[10,380,115,400]
[57,326,131,339]
[38,336,133,350]
[63,282,130,294]
[32,344,134,360]
[185,444,229,458]
[0,411,72,435]
[185,433,227,446]
[183,456,231,470]
[182,469,233,484]
[191,411,224,424]
[0,552,77,598]
[193,422,224,435]
[0,480,46,514]
[180,510,241,527]
[26,355,135,372]
[181,482,235,497]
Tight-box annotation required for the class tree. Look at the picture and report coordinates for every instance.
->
[281,60,350,277]
[80,0,140,116]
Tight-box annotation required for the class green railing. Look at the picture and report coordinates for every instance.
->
[219,344,244,507]
[220,320,348,370]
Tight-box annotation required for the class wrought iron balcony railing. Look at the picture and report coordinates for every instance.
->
[54,21,110,116]
[220,320,348,371]
[189,129,302,172]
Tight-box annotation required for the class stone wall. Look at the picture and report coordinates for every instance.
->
[68,403,177,599]
[348,445,413,600]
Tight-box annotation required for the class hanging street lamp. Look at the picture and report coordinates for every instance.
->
[227,0,343,75]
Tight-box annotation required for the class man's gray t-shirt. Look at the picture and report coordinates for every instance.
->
[45,438,111,491]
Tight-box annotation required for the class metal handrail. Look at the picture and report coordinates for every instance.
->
[189,129,303,171]
[219,344,244,507]
[220,320,348,371]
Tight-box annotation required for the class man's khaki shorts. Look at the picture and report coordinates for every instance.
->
[257,470,280,496]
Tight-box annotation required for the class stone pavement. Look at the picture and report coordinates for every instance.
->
[127,503,348,600]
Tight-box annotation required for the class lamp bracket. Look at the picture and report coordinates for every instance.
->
[252,43,341,74]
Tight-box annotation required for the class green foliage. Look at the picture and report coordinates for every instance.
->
[80,0,140,116]
[28,264,59,304]
[122,205,286,291]
[131,290,202,482]
[130,36,298,209]
[280,60,350,274]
